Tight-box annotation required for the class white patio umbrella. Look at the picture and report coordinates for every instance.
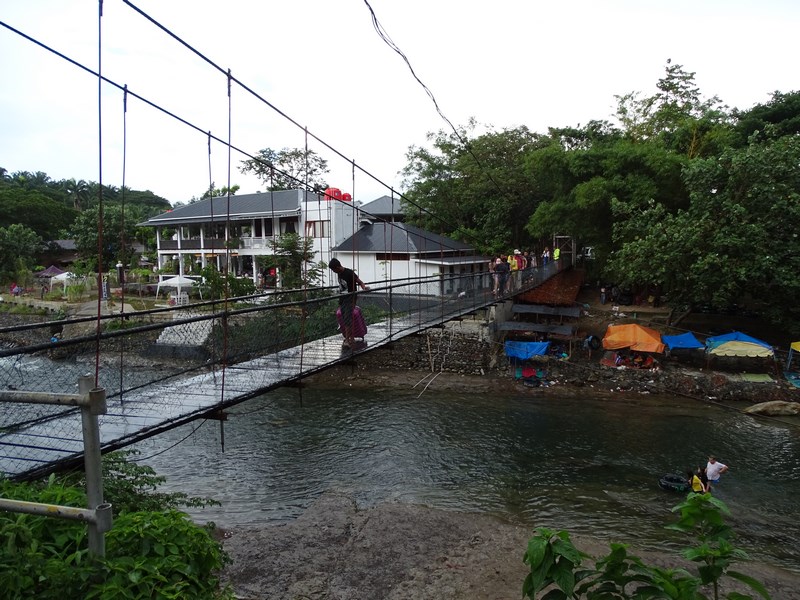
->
[155,275,202,299]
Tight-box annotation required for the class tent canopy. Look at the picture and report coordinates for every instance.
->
[155,275,200,298]
[706,331,773,358]
[505,341,550,360]
[36,265,65,278]
[49,272,77,289]
[602,323,665,353]
[662,332,703,350]
[787,342,800,371]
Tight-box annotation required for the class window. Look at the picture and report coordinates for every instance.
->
[258,219,273,237]
[304,220,331,238]
[376,253,410,261]
[280,217,297,235]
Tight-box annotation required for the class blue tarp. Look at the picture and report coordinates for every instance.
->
[662,332,703,350]
[706,331,773,358]
[505,341,551,360]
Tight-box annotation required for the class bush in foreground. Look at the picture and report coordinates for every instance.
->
[522,492,770,600]
[0,451,231,599]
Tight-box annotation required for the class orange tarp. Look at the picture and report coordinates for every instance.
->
[602,323,665,353]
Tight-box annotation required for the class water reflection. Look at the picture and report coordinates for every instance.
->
[138,386,800,571]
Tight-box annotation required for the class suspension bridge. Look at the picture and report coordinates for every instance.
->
[1,3,572,481]
[0,265,568,480]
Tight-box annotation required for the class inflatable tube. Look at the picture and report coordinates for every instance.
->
[658,473,689,493]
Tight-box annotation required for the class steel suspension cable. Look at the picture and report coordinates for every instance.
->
[3,18,490,271]
[0,18,478,267]
[118,84,129,403]
[93,0,105,386]
[297,128,311,373]
[116,1,490,250]
[219,69,233,414]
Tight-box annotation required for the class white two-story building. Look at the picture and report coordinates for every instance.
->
[142,189,490,295]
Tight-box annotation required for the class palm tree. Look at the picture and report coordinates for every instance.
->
[64,178,90,211]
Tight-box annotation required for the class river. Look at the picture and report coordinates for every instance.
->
[137,385,800,572]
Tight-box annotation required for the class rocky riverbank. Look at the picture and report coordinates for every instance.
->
[309,325,798,407]
[218,491,800,600]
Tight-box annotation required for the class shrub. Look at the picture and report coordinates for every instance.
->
[0,453,231,599]
[522,493,771,600]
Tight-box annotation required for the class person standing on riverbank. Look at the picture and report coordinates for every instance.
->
[706,456,728,486]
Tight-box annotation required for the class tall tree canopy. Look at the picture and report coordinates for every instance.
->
[401,121,544,255]
[240,148,329,192]
[397,61,800,334]
[67,206,139,272]
[0,224,42,281]
[0,186,77,239]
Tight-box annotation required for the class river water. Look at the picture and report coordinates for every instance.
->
[137,385,800,572]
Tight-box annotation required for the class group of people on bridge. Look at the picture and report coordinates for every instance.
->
[489,247,561,297]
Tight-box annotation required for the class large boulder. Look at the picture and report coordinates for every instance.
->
[743,400,800,416]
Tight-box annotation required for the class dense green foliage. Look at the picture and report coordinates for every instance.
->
[400,62,800,335]
[0,168,170,273]
[200,264,257,300]
[256,232,327,294]
[0,452,230,599]
[0,223,43,282]
[522,493,770,599]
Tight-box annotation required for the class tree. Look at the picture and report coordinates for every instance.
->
[256,233,325,292]
[607,134,800,335]
[401,121,545,254]
[200,182,240,199]
[240,147,329,191]
[67,205,139,272]
[0,186,77,239]
[63,178,90,211]
[524,124,689,255]
[733,90,800,144]
[0,223,42,282]
[614,60,734,158]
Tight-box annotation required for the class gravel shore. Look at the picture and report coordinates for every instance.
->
[219,491,800,600]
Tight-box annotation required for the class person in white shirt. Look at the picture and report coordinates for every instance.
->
[705,456,728,485]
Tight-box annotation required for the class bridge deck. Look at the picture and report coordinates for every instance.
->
[1,265,567,479]
[1,304,487,479]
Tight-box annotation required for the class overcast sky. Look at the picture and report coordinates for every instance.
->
[1,0,798,205]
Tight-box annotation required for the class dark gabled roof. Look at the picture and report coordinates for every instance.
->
[358,195,404,219]
[141,190,312,226]
[332,222,473,254]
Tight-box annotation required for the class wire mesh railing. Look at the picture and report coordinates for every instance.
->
[0,264,561,479]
